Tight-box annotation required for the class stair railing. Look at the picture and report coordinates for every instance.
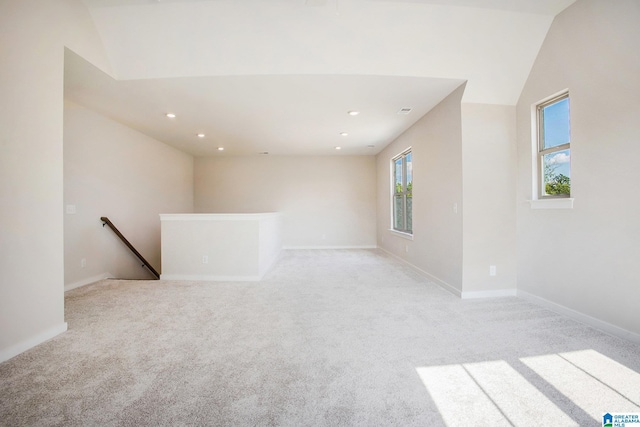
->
[100,216,160,280]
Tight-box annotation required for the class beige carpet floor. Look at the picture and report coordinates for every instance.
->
[1,249,639,426]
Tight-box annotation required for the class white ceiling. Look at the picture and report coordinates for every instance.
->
[65,50,465,156]
[68,0,576,156]
[365,0,576,15]
[83,0,575,16]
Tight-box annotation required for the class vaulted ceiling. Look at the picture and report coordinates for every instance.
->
[65,0,576,156]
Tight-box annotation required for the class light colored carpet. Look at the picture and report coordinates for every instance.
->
[1,249,639,426]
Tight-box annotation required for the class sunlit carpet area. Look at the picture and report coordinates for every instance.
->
[1,249,639,426]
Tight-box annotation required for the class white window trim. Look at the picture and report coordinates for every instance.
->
[390,147,413,234]
[528,198,574,209]
[529,89,573,209]
[388,229,414,240]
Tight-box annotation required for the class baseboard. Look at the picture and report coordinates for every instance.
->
[461,289,518,299]
[64,272,112,292]
[377,247,462,297]
[160,274,261,282]
[0,322,68,363]
[283,245,378,250]
[517,289,640,345]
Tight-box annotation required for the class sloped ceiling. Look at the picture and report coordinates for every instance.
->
[67,0,576,156]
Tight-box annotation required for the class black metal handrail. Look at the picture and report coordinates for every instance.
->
[100,217,160,279]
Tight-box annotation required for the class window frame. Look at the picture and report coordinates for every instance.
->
[391,148,412,235]
[536,92,571,199]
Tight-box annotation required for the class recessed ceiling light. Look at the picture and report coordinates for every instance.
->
[367,145,375,148]
[197,133,205,138]
[335,146,342,150]
[259,152,269,155]
[397,108,412,115]
[217,147,224,151]
[340,132,348,136]
[166,113,176,118]
[348,111,360,116]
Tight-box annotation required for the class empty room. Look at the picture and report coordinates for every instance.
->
[1,0,639,425]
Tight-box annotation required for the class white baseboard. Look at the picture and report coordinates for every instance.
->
[377,247,462,297]
[517,289,640,345]
[283,245,378,250]
[160,274,261,282]
[64,272,112,292]
[0,322,68,363]
[461,289,518,299]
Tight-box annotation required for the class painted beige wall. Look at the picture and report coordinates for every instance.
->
[0,0,113,361]
[194,156,376,248]
[376,85,465,293]
[516,0,640,336]
[64,102,194,287]
[461,103,517,294]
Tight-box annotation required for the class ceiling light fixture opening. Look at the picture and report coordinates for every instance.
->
[166,113,176,118]
[197,133,205,138]
[340,132,348,136]
[348,111,360,116]
[217,147,224,151]
[397,108,412,115]
[335,146,342,150]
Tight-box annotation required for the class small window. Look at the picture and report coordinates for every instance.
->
[392,149,412,234]
[537,93,571,198]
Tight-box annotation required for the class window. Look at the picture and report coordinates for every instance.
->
[392,149,412,234]
[537,92,571,198]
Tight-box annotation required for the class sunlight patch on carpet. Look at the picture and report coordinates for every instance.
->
[416,364,511,426]
[521,351,640,421]
[417,359,576,426]
[417,350,640,425]
[558,349,640,406]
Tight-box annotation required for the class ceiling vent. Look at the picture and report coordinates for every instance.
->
[397,108,412,115]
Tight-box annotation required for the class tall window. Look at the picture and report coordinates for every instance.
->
[537,92,571,198]
[392,149,412,234]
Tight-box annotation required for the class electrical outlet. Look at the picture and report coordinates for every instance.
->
[489,265,496,276]
[202,255,208,264]
[81,258,86,268]
[66,204,77,214]
[405,245,409,253]
[453,203,458,214]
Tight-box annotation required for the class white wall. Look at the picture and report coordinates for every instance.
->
[376,85,465,293]
[461,103,517,295]
[516,0,640,337]
[0,0,113,362]
[160,213,281,281]
[64,102,194,288]
[194,155,376,248]
[258,213,284,277]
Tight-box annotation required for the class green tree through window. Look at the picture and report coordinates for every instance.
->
[544,162,570,196]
